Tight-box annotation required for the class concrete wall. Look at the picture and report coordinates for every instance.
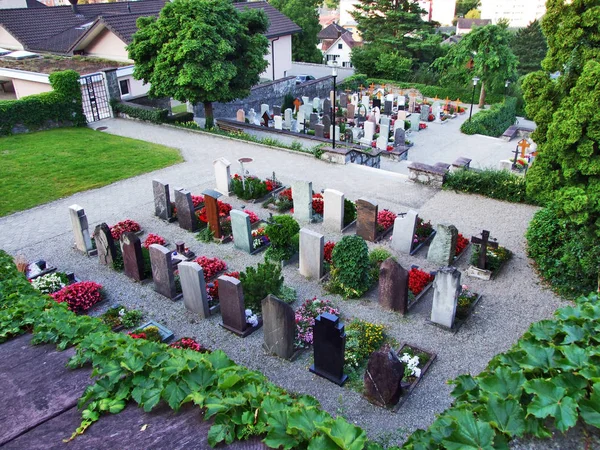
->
[0,25,24,50]
[262,35,293,81]
[13,78,52,99]
[289,62,355,81]
[84,29,132,62]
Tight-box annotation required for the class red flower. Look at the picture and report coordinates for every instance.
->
[265,180,274,192]
[377,210,397,230]
[196,200,232,223]
[207,271,239,300]
[408,268,434,296]
[324,241,335,264]
[143,233,166,249]
[194,256,227,281]
[456,233,469,256]
[110,219,141,240]
[280,188,293,201]
[312,193,324,215]
[246,210,260,224]
[191,195,205,208]
[128,332,147,340]
[171,337,209,353]
[51,281,103,312]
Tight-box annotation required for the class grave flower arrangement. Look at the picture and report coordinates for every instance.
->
[110,219,141,240]
[408,268,434,296]
[194,256,227,281]
[100,306,143,330]
[143,233,166,249]
[245,210,260,224]
[312,193,324,215]
[412,218,434,249]
[399,345,431,383]
[324,241,336,264]
[196,200,232,223]
[51,281,104,312]
[252,227,270,251]
[170,337,209,353]
[245,309,259,327]
[377,209,397,232]
[263,188,293,212]
[232,174,274,200]
[455,233,469,256]
[30,272,68,294]
[456,285,479,320]
[191,195,204,208]
[345,319,385,369]
[128,325,162,342]
[470,245,512,273]
[294,297,339,348]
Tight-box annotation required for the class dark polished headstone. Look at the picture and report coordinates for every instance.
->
[379,258,409,314]
[394,128,406,146]
[322,114,331,132]
[314,124,325,138]
[93,223,116,266]
[121,232,145,281]
[272,105,281,116]
[323,98,331,116]
[309,312,347,386]
[149,244,177,299]
[356,198,379,242]
[364,350,405,407]
[262,295,295,359]
[219,275,261,337]
[340,93,348,108]
[153,179,172,220]
[372,98,381,110]
[174,188,198,232]
[203,194,222,238]
[384,100,392,115]
[309,113,318,130]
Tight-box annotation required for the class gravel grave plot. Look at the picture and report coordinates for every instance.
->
[13,184,569,447]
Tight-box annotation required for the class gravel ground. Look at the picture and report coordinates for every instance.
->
[12,187,576,448]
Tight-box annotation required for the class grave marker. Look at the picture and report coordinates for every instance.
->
[410,113,420,131]
[262,294,295,359]
[323,189,345,231]
[309,312,348,386]
[391,210,418,254]
[94,223,116,266]
[248,108,258,125]
[292,180,313,223]
[284,108,292,129]
[323,98,331,116]
[293,98,302,112]
[364,349,405,407]
[346,103,355,119]
[121,232,145,281]
[149,244,177,299]
[362,121,375,144]
[273,115,283,130]
[261,111,270,127]
[340,93,348,107]
[471,230,498,270]
[69,204,93,254]
[356,198,378,242]
[219,274,261,337]
[202,189,222,239]
[152,179,172,220]
[430,267,461,328]
[299,228,324,279]
[236,109,245,123]
[378,258,409,314]
[174,188,198,232]
[312,97,320,111]
[384,100,392,115]
[260,103,269,116]
[213,157,231,196]
[309,113,318,130]
[420,104,430,121]
[272,105,281,116]
[230,210,253,253]
[322,114,331,131]
[315,123,325,138]
[427,223,458,266]
[179,261,210,318]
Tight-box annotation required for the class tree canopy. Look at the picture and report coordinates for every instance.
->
[455,0,480,17]
[128,0,269,127]
[270,0,322,63]
[510,19,548,76]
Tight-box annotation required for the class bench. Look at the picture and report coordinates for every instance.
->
[408,162,448,188]
[502,125,518,142]
[450,157,472,172]
[216,121,243,133]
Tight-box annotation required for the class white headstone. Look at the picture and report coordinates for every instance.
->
[284,108,292,128]
[330,125,340,141]
[410,114,420,131]
[398,95,406,107]
[213,157,231,195]
[273,115,283,130]
[362,95,370,108]
[297,111,305,125]
[236,109,245,123]
[373,106,381,124]
[432,102,442,123]
[323,189,345,231]
[248,108,257,125]
[386,93,394,102]
[362,121,375,144]
[431,267,461,328]
[391,210,418,254]
[292,180,313,223]
[69,204,93,254]
[260,103,269,116]
[179,261,210,318]
[397,110,407,122]
[313,97,320,111]
[299,228,324,280]
[381,117,391,128]
[351,93,359,106]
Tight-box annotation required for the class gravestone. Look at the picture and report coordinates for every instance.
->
[431,266,461,328]
[410,113,420,131]
[248,108,258,125]
[380,116,391,128]
[384,100,392,115]
[394,128,406,146]
[397,110,407,122]
[302,96,310,107]
[323,98,331,116]
[312,97,320,111]
[471,230,499,270]
[346,103,355,119]
[273,115,283,130]
[213,157,231,196]
[219,274,260,337]
[420,104,430,121]
[69,204,93,254]
[432,102,442,123]
[262,294,295,359]
[315,123,325,138]
[398,95,406,109]
[293,98,301,112]
[361,95,370,108]
[149,244,177,299]
[261,112,270,127]
[391,210,418,253]
[236,109,245,123]
[340,93,348,107]
[284,108,292,129]
[362,121,375,144]
[322,114,331,131]
[299,228,324,279]
[273,105,281,116]
[351,93,359,105]
[309,113,318,130]
[179,261,210,318]
[323,189,345,231]
[345,129,353,143]
[93,223,116,266]
[409,96,416,113]
[352,126,363,142]
[378,258,409,314]
[152,179,172,220]
[203,189,222,238]
[364,349,405,407]
[386,93,395,102]
[377,124,390,150]
[230,210,253,253]
[373,106,381,124]
[427,223,458,266]
[121,232,144,282]
[309,312,348,386]
[372,98,381,110]
[297,111,305,127]
[356,198,378,242]
[331,125,340,141]
[174,188,198,232]
[292,180,313,223]
[260,103,269,116]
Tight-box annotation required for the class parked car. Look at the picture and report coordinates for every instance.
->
[295,75,316,85]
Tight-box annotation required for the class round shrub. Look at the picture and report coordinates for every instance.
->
[330,235,371,298]
[526,204,600,298]
[265,215,300,261]
[240,260,283,312]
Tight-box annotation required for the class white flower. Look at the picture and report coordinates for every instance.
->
[245,309,252,317]
[118,308,126,317]
[247,314,259,327]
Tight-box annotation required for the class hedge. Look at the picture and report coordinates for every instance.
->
[443,168,535,204]
[110,100,169,123]
[460,97,517,137]
[0,70,86,136]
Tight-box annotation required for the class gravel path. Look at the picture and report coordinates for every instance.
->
[1,120,576,447]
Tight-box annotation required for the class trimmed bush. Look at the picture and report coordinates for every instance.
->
[264,215,300,262]
[329,235,371,298]
[111,100,169,123]
[239,260,283,312]
[0,70,86,135]
[163,112,194,123]
[443,168,535,204]
[460,97,517,137]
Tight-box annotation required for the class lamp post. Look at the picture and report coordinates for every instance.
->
[504,80,511,99]
[331,60,338,149]
[469,76,480,122]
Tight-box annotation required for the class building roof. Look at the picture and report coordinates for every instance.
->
[456,18,492,29]
[317,22,349,40]
[441,34,462,45]
[0,0,301,54]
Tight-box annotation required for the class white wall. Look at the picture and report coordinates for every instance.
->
[115,66,150,99]
[261,35,292,81]
[0,0,28,8]
[84,29,132,63]
[0,25,24,50]
[12,79,52,98]
[323,40,353,69]
[288,62,355,81]
[481,0,545,27]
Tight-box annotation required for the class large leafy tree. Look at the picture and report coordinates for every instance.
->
[270,0,322,63]
[523,0,600,229]
[510,19,548,76]
[128,0,269,128]
[433,24,518,106]
[455,0,480,17]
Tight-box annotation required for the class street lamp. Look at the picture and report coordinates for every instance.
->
[331,60,338,149]
[504,80,511,99]
[469,76,480,122]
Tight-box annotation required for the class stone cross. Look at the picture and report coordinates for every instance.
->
[427,223,458,266]
[292,180,313,223]
[152,179,172,220]
[203,190,222,239]
[364,349,405,407]
[93,223,116,266]
[149,244,177,299]
[179,261,210,318]
[213,157,231,196]
[174,188,198,232]
[378,258,409,314]
[430,267,461,329]
[69,204,93,254]
[309,312,348,386]
[121,232,145,281]
[236,109,245,123]
[471,230,498,270]
[356,198,378,242]
[323,189,345,231]
[262,294,295,359]
[230,210,253,253]
[218,274,261,337]
[299,228,324,280]
[391,210,418,254]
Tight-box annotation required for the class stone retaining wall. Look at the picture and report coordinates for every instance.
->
[408,162,447,188]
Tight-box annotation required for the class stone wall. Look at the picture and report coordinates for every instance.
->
[408,162,447,188]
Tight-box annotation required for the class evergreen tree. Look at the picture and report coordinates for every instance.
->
[511,20,548,76]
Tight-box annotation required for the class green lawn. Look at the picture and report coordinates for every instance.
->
[171,103,188,114]
[0,127,183,216]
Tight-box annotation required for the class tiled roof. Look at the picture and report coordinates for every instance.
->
[340,32,357,49]
[0,0,300,55]
[317,22,348,40]
[456,18,491,29]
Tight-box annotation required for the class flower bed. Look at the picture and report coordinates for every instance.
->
[312,193,324,215]
[391,343,436,411]
[294,297,339,349]
[375,210,397,241]
[193,256,227,281]
[195,200,232,224]
[469,244,512,277]
[100,305,143,331]
[143,233,166,249]
[262,187,293,213]
[456,286,481,322]
[407,267,435,308]
[231,173,282,201]
[110,219,141,240]
[324,241,335,265]
[251,227,270,252]
[342,199,357,230]
[170,337,209,353]
[410,218,435,255]
[455,233,469,257]
[30,271,68,294]
[129,321,174,343]
[51,281,104,312]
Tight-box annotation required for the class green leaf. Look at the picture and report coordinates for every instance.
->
[219,373,242,390]
[206,350,234,370]
[183,365,216,391]
[286,408,325,440]
[81,409,100,422]
[556,345,588,370]
[528,320,559,341]
[478,367,526,399]
[207,423,234,447]
[524,379,578,432]
[315,417,368,450]
[450,374,479,400]
[162,381,189,410]
[204,395,229,418]
[523,416,552,439]
[579,383,600,427]
[579,365,600,381]
[141,388,162,412]
[108,399,126,414]
[97,360,124,383]
[518,341,556,371]
[307,434,341,450]
[263,411,300,450]
[560,324,586,344]
[481,396,526,436]
[120,354,145,373]
[441,410,495,450]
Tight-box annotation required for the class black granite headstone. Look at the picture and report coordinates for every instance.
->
[310,312,348,386]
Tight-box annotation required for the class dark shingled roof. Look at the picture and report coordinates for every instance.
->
[456,18,492,29]
[317,22,349,40]
[25,0,47,8]
[0,0,300,54]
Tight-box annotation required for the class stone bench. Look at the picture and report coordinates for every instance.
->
[216,120,243,134]
[450,157,472,172]
[434,162,451,170]
[408,162,448,188]
[502,125,519,142]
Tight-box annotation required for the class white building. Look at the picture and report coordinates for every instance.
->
[480,0,546,28]
[323,33,358,69]
[417,0,457,26]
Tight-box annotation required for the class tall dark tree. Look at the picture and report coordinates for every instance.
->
[511,20,548,76]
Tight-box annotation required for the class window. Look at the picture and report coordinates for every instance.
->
[338,43,343,49]
[342,62,353,68]
[119,79,130,96]
[326,54,339,61]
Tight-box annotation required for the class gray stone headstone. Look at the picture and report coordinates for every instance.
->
[391,210,418,254]
[93,223,116,266]
[323,98,331,116]
[394,128,406,146]
[432,102,442,123]
[427,223,458,266]
[213,157,231,196]
[153,179,172,220]
[420,104,430,121]
[322,114,331,132]
[69,204,93,254]
[323,189,345,231]
[410,113,420,131]
[314,124,325,138]
[302,96,310,107]
[121,232,144,282]
[378,258,409,314]
[284,108,292,129]
[381,116,391,128]
[312,97,320,111]
[309,113,318,130]
[340,93,348,108]
[179,261,210,318]
[292,180,313,223]
[299,228,324,280]
[231,210,253,254]
[273,115,283,130]
[364,349,405,407]
[149,244,176,299]
[346,103,355,119]
[362,121,375,143]
[174,188,198,232]
[248,108,258,125]
[431,266,461,328]
[262,294,295,359]
[273,105,281,116]
[384,100,392,115]
[356,198,378,242]
[219,275,250,336]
